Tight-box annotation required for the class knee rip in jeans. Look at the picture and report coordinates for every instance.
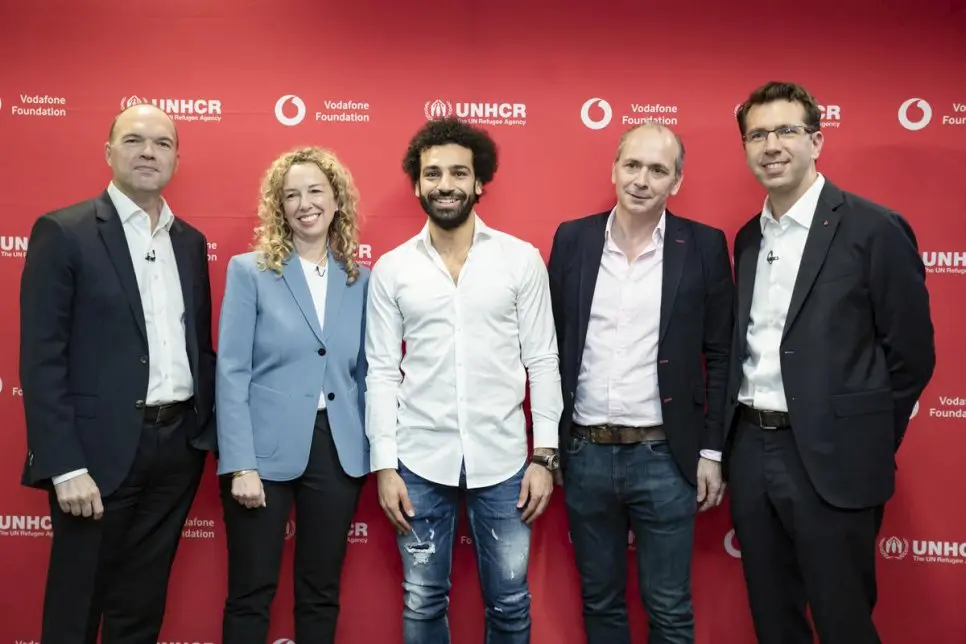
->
[405,541,437,565]
[493,590,529,612]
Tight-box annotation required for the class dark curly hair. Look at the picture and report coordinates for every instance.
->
[402,117,499,191]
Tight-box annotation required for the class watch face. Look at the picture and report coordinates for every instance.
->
[537,454,559,470]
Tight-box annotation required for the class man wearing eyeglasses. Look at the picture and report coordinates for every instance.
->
[723,81,935,644]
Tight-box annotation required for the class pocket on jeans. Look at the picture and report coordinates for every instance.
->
[565,434,587,456]
[645,440,672,456]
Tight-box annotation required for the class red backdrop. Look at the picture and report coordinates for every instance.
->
[1,0,965,642]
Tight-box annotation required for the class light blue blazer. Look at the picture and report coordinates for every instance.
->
[215,249,370,480]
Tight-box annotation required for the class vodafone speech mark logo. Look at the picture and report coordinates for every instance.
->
[581,98,613,130]
[724,529,741,558]
[275,95,306,126]
[898,98,932,131]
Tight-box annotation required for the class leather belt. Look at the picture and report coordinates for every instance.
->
[572,423,666,445]
[144,399,193,425]
[739,404,791,430]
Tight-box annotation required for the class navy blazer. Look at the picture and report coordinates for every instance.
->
[548,210,734,486]
[216,249,370,480]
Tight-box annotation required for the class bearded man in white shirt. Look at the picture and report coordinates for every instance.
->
[365,116,564,644]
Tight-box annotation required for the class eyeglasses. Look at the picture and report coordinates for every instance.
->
[742,125,817,145]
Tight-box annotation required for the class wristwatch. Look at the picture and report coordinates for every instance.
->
[532,452,560,472]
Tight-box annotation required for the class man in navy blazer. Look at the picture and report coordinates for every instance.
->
[723,81,935,644]
[19,103,216,644]
[548,123,734,644]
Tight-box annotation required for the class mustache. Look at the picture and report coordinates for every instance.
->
[429,189,467,200]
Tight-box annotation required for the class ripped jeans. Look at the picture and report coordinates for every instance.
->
[396,460,531,644]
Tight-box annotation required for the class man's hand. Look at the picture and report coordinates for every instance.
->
[377,469,414,534]
[54,473,103,519]
[518,463,553,524]
[696,457,725,512]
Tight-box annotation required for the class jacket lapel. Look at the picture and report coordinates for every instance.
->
[782,185,843,341]
[169,220,198,370]
[322,249,346,341]
[95,193,147,344]
[659,213,688,344]
[282,251,324,343]
[576,214,607,364]
[736,223,761,358]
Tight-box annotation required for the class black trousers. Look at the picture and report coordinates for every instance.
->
[40,408,206,644]
[729,419,883,644]
[221,410,365,644]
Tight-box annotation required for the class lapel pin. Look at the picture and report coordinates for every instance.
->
[823,220,829,226]
[675,238,684,244]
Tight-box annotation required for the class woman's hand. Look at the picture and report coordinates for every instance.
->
[231,471,266,509]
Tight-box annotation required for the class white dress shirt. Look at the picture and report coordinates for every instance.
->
[299,255,329,410]
[574,208,720,461]
[365,215,563,489]
[52,182,193,485]
[739,174,826,412]
[574,209,665,427]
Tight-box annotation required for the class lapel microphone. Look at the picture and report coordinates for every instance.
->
[766,250,779,265]
[145,249,156,262]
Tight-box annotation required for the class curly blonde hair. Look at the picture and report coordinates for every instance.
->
[253,147,362,283]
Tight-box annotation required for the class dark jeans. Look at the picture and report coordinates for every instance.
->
[220,410,364,644]
[396,460,532,644]
[564,435,697,644]
[42,408,205,644]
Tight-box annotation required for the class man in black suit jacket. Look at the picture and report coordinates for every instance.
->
[548,123,733,644]
[19,103,217,644]
[724,81,935,644]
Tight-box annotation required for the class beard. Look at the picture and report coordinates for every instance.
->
[419,189,476,230]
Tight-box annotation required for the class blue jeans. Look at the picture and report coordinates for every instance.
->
[563,436,697,644]
[397,460,531,644]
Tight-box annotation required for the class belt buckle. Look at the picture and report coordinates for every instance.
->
[758,410,778,430]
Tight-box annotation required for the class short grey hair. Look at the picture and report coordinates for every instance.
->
[614,122,685,177]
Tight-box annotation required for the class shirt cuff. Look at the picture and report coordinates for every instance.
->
[531,420,559,450]
[699,449,722,462]
[370,439,398,472]
[51,468,88,485]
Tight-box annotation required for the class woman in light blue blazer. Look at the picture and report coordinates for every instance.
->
[216,147,370,644]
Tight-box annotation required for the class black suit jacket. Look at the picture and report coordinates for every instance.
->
[722,180,935,509]
[19,191,217,498]
[548,210,734,486]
